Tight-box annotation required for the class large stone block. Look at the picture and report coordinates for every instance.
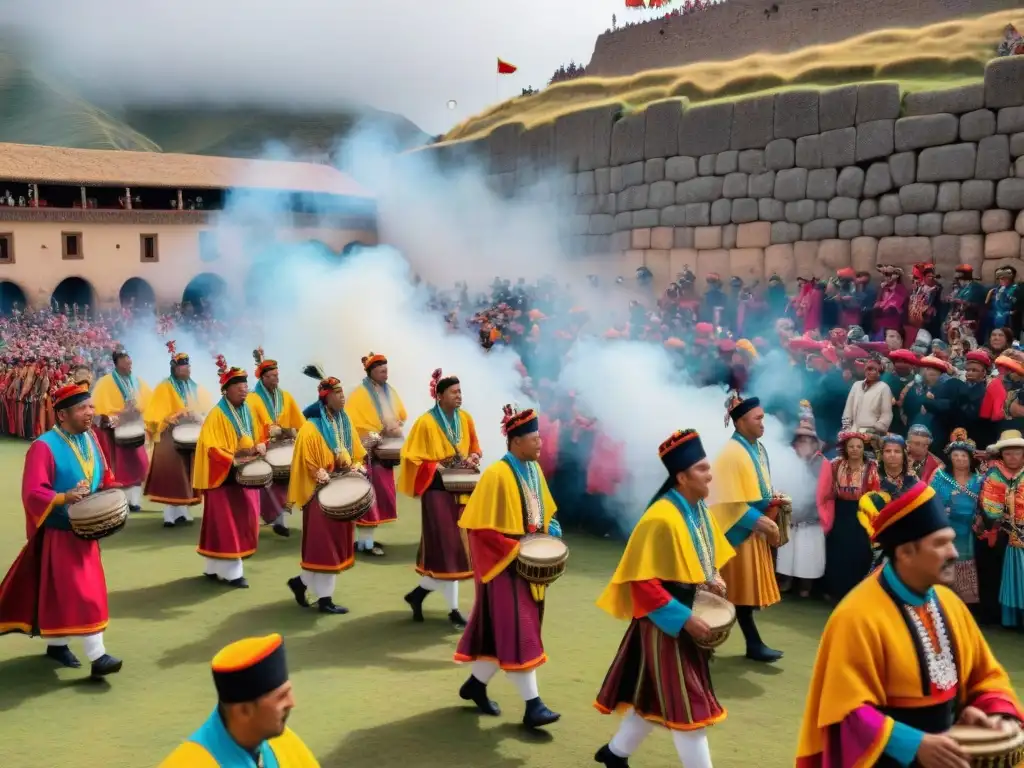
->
[518,122,556,169]
[997,179,1024,210]
[1012,133,1024,158]
[487,122,524,174]
[894,114,959,152]
[894,214,918,237]
[877,235,932,265]
[614,211,633,231]
[819,239,852,269]
[937,182,961,212]
[899,183,938,214]
[976,135,1011,181]
[651,226,674,250]
[723,224,739,250]
[943,211,982,235]
[985,57,1024,109]
[698,154,716,176]
[594,167,611,195]
[554,103,621,171]
[857,120,895,162]
[961,109,996,142]
[749,171,776,199]
[610,112,647,166]
[960,235,984,271]
[618,184,649,211]
[774,90,819,139]
[759,198,785,221]
[673,229,695,249]
[889,152,917,187]
[571,214,591,235]
[731,95,775,150]
[730,247,765,283]
[766,139,795,170]
[678,102,733,157]
[765,243,796,281]
[795,135,822,168]
[819,85,858,131]
[794,241,821,277]
[644,158,666,183]
[610,230,631,252]
[694,226,722,250]
[982,209,1014,234]
[665,156,698,182]
[903,84,985,116]
[775,168,809,202]
[864,216,895,238]
[836,167,865,199]
[931,234,961,268]
[771,221,802,244]
[738,149,767,174]
[598,193,616,215]
[815,201,828,218]
[731,198,759,224]
[859,199,879,218]
[576,194,599,215]
[1017,211,1024,236]
[588,213,615,235]
[660,205,688,227]
[644,100,684,159]
[634,209,660,228]
[737,221,772,248]
[676,176,724,204]
[985,231,1022,260]
[998,107,1024,135]
[610,161,643,192]
[918,144,978,182]
[576,171,596,196]
[828,197,859,220]
[851,236,878,273]
[648,180,676,208]
[879,193,903,216]
[856,83,901,123]
[715,150,739,175]
[839,219,863,239]
[864,162,893,197]
[684,202,711,226]
[820,127,857,168]
[722,172,749,199]
[631,228,652,249]
[711,198,732,226]
[806,168,838,200]
[785,199,816,224]
[961,180,996,211]
[803,218,839,241]
[695,249,730,285]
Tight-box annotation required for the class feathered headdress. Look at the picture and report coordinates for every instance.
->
[429,368,461,401]
[214,354,247,390]
[252,347,277,378]
[723,388,762,427]
[501,403,538,438]
[303,363,342,400]
[167,339,189,368]
[946,427,977,455]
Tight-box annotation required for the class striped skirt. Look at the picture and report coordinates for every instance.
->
[594,617,726,731]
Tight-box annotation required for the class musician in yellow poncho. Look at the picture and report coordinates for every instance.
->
[284,366,366,616]
[345,351,408,557]
[454,405,561,730]
[158,633,320,768]
[143,341,213,527]
[246,348,304,538]
[708,391,783,663]
[91,346,153,512]
[795,482,1024,768]
[594,429,734,768]
[193,357,265,590]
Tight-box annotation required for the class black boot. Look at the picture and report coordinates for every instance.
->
[523,697,560,728]
[129,505,142,513]
[318,597,348,614]
[226,577,249,589]
[273,523,290,538]
[594,744,630,767]
[287,576,309,607]
[404,586,429,622]
[459,674,500,716]
[448,609,467,630]
[736,606,782,662]
[46,645,81,668]
[90,654,123,677]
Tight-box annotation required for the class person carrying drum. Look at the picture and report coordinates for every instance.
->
[796,480,1024,768]
[247,348,305,539]
[399,368,479,630]
[455,404,561,730]
[158,633,320,767]
[143,341,213,528]
[285,365,367,615]
[593,429,732,768]
[92,347,152,513]
[346,351,408,557]
[0,380,123,678]
[193,356,265,589]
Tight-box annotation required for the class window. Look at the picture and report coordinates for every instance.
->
[62,232,83,260]
[0,234,12,264]
[199,231,219,263]
[140,233,159,262]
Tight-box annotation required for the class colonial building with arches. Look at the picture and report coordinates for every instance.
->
[0,142,377,311]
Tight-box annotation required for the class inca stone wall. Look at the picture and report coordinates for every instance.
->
[416,57,1024,291]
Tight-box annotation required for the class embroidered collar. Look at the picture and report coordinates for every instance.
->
[881,561,933,607]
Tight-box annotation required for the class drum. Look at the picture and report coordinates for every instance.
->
[113,421,146,449]
[171,423,201,452]
[949,722,1024,768]
[374,437,404,463]
[439,467,481,494]
[317,472,375,522]
[265,440,294,481]
[68,488,129,541]
[691,590,737,650]
[770,494,793,548]
[235,458,273,487]
[516,533,569,585]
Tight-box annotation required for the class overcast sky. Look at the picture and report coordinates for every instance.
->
[8,0,672,135]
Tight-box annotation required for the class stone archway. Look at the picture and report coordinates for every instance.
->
[0,280,26,314]
[181,272,228,315]
[50,277,95,311]
[119,277,157,310]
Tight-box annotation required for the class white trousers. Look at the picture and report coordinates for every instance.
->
[608,708,713,767]
[124,485,143,508]
[357,529,375,549]
[269,511,288,526]
[419,575,459,611]
[163,504,193,524]
[300,570,337,600]
[470,660,539,701]
[46,633,106,662]
[204,558,243,582]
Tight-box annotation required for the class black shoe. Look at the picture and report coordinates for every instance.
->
[523,697,560,729]
[175,516,191,526]
[226,577,249,589]
[404,586,429,622]
[287,576,309,607]
[595,744,630,767]
[46,645,81,668]
[317,597,348,614]
[163,521,176,528]
[459,675,500,716]
[129,505,142,513]
[204,573,219,582]
[745,643,783,663]
[272,524,290,538]
[448,609,467,630]
[90,654,122,677]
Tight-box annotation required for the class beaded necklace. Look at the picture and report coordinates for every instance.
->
[55,426,96,482]
[505,452,544,532]
[431,404,463,453]
[668,489,715,580]
[319,404,353,456]
[220,399,253,440]
[254,381,282,423]
[112,370,137,403]
[362,377,394,423]
[169,375,198,407]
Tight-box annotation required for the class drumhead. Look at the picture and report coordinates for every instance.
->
[240,459,272,477]
[68,489,128,517]
[172,424,201,442]
[520,535,567,562]
[114,422,145,437]
[692,590,737,629]
[319,474,372,505]
[377,437,403,449]
[265,445,294,466]
[949,723,1022,747]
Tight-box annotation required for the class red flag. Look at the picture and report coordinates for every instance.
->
[625,0,645,7]
[497,58,517,75]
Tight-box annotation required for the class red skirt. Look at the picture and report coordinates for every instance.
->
[300,497,355,573]
[416,490,472,581]
[0,527,109,637]
[144,433,200,506]
[594,618,726,731]
[197,484,260,560]
[259,482,289,525]
[455,565,546,671]
[95,425,149,487]
[358,459,398,527]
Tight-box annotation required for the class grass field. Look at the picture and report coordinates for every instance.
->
[1,437,1022,768]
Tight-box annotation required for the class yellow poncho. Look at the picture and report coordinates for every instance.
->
[246,387,305,443]
[157,727,320,767]
[143,378,213,442]
[597,497,734,620]
[192,404,256,491]
[287,418,366,509]
[91,373,153,417]
[345,381,408,438]
[398,408,480,499]
[708,435,770,532]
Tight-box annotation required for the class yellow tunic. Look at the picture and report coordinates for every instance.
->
[345,381,408,438]
[398,408,480,500]
[157,727,320,767]
[192,406,256,491]
[92,373,153,417]
[287,419,366,509]
[246,388,304,443]
[143,378,213,442]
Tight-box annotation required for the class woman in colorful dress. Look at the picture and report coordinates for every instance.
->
[817,429,880,603]
[878,433,916,497]
[928,428,982,605]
